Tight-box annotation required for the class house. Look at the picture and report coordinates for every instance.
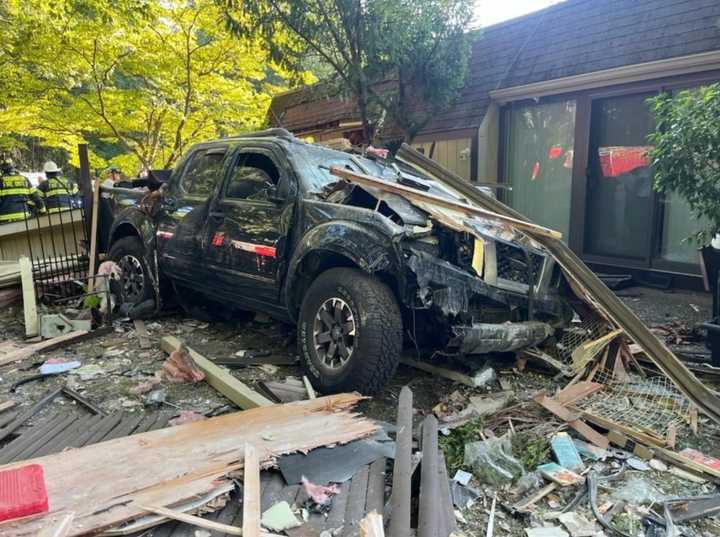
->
[268,0,720,286]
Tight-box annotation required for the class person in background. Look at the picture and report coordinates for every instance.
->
[38,160,81,212]
[0,158,45,223]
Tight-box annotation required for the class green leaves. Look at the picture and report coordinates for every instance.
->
[648,84,720,244]
[221,0,474,143]
[0,0,292,172]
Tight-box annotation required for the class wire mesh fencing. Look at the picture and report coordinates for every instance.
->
[574,368,691,440]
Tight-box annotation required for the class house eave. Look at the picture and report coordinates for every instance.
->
[489,50,720,103]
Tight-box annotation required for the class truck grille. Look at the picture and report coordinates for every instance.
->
[496,242,544,286]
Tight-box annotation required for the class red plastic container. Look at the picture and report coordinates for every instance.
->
[0,464,49,522]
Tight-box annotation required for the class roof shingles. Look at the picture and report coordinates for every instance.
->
[270,0,720,136]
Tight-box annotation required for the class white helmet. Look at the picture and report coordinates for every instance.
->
[43,161,61,173]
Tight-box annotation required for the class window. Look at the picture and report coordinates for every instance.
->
[226,153,280,201]
[584,94,655,260]
[180,147,227,198]
[504,100,576,239]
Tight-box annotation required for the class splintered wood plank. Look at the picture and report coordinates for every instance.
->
[243,443,261,537]
[0,394,375,537]
[161,336,273,409]
[343,465,370,537]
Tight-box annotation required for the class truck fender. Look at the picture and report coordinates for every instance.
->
[283,221,402,317]
[107,208,162,312]
[108,208,155,248]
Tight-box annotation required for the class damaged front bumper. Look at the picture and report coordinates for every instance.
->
[405,249,570,322]
[450,321,554,354]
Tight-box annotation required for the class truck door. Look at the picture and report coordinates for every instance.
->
[157,145,229,289]
[204,146,295,310]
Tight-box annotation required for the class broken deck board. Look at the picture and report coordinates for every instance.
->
[161,336,273,409]
[0,394,375,537]
[533,392,609,449]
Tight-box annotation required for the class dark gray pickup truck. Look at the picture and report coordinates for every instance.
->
[100,129,572,394]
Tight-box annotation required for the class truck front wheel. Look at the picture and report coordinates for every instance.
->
[108,236,155,306]
[298,268,402,395]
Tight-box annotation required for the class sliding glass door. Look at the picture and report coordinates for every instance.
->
[583,93,656,264]
[504,100,576,239]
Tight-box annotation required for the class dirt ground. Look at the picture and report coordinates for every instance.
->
[1,285,719,536]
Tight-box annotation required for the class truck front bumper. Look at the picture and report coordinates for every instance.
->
[450,321,554,355]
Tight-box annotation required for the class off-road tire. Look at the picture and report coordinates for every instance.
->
[298,267,402,395]
[109,236,155,306]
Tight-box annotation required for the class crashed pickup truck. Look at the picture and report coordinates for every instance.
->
[100,128,573,394]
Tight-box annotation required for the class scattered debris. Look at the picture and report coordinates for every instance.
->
[279,432,394,484]
[161,336,273,409]
[464,436,523,486]
[261,501,301,532]
[300,477,341,510]
[161,343,205,383]
[537,463,584,486]
[38,359,81,375]
[550,432,584,472]
[169,410,207,426]
[0,464,48,522]
[557,512,596,537]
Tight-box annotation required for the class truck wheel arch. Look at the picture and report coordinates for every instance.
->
[283,224,402,319]
[110,222,142,246]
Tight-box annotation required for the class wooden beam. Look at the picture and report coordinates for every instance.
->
[86,178,101,292]
[533,392,609,449]
[161,336,273,409]
[0,330,91,367]
[243,443,261,537]
[139,505,242,536]
[401,357,475,387]
[329,166,562,240]
[0,400,16,413]
[19,256,38,337]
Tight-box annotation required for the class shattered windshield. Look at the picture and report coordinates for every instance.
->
[291,142,435,196]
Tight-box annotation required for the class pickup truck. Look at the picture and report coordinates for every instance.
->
[100,129,573,394]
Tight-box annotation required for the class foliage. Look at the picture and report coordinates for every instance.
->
[648,83,720,244]
[0,0,294,174]
[222,0,474,143]
[510,431,550,469]
[83,294,102,310]
[438,417,484,474]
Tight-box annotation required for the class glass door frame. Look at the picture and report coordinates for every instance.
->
[498,70,720,277]
[566,71,720,276]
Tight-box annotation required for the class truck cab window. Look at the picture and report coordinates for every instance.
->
[180,147,227,198]
[226,153,280,201]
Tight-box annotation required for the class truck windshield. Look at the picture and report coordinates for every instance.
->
[292,143,426,194]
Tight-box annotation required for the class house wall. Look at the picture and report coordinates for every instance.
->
[411,135,474,181]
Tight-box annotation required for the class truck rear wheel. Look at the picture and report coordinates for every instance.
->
[109,236,154,306]
[298,267,402,395]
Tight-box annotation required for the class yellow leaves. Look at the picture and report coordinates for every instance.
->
[2,0,309,171]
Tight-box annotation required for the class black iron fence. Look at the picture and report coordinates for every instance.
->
[22,196,89,303]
